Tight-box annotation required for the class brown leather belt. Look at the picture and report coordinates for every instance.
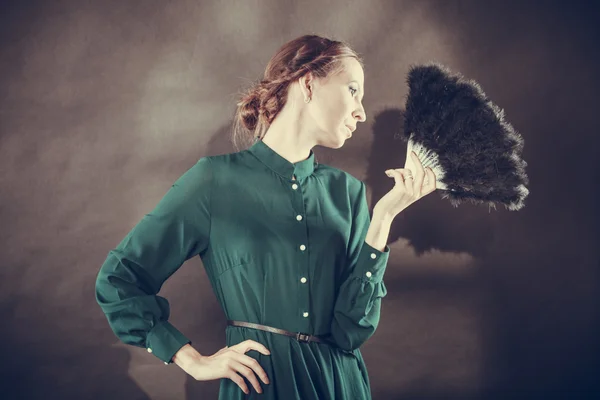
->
[227,320,330,344]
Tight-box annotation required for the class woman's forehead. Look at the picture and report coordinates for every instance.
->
[341,58,364,78]
[332,68,363,85]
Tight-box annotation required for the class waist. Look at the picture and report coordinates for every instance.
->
[227,320,332,345]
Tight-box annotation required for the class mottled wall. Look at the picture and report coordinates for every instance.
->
[0,0,598,399]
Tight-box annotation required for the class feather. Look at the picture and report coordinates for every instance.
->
[402,62,529,211]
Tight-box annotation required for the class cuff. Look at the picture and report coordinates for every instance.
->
[145,320,191,365]
[351,240,390,282]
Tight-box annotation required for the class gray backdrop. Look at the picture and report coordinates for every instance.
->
[1,0,599,399]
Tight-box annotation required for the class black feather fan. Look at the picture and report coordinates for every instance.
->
[402,62,529,211]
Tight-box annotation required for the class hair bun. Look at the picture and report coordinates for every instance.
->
[239,88,261,131]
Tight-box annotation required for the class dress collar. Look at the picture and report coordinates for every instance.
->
[248,139,316,180]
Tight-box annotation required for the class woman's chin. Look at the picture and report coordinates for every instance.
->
[320,131,350,149]
[335,135,348,147]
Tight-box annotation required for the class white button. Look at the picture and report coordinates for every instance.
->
[147,348,152,353]
[296,215,303,221]
[300,244,306,251]
[303,312,309,317]
[292,183,298,190]
[164,362,169,365]
[366,271,372,278]
[370,253,377,259]
[300,277,307,283]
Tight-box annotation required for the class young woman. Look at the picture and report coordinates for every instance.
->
[95,34,437,399]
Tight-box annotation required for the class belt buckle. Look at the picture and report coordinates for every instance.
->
[296,332,311,343]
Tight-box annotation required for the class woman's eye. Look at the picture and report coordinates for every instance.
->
[349,87,357,96]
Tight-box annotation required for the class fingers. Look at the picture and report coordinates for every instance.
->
[228,340,271,394]
[409,152,425,197]
[386,169,409,194]
[230,352,267,394]
[238,351,270,385]
[387,166,437,198]
[421,168,437,195]
[401,170,415,196]
[237,339,271,356]
[226,368,252,395]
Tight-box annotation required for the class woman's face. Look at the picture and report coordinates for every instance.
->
[308,57,366,148]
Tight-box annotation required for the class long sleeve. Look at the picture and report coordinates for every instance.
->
[330,180,390,352]
[95,157,213,364]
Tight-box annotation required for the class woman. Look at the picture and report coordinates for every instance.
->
[95,34,437,399]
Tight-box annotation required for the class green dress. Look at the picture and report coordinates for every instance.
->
[95,139,391,399]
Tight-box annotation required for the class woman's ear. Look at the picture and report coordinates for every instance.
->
[300,72,314,97]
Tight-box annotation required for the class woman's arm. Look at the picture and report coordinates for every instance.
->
[329,181,391,352]
[95,157,214,365]
[365,207,393,252]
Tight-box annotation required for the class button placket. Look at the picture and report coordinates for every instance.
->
[290,173,311,330]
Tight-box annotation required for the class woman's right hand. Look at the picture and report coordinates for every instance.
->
[191,340,271,395]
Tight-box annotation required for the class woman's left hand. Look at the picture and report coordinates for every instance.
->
[373,150,437,218]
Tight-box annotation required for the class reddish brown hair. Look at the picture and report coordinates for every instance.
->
[232,34,364,150]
